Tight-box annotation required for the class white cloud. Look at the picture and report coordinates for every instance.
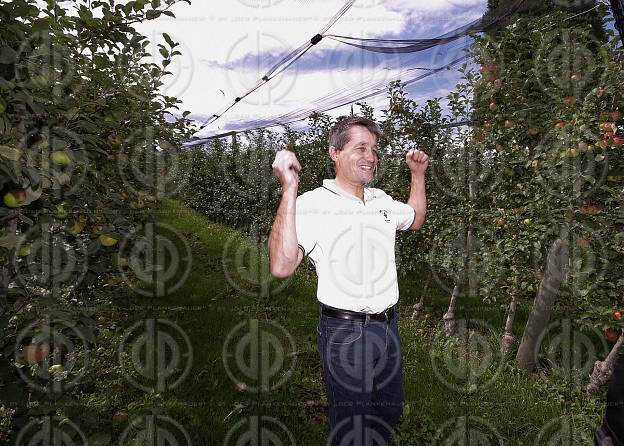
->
[133,0,485,136]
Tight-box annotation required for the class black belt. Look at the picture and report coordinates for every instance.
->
[321,304,395,322]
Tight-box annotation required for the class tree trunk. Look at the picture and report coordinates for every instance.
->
[443,278,461,336]
[1,217,18,308]
[587,331,624,397]
[501,274,520,355]
[516,238,569,371]
[411,271,431,320]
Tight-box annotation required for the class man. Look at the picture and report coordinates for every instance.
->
[268,116,428,445]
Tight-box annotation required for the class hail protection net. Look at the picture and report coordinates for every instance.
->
[186,0,558,145]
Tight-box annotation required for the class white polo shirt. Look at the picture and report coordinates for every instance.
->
[296,179,416,313]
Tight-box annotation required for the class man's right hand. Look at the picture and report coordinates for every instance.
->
[272,148,301,191]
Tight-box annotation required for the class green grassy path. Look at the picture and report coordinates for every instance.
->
[151,198,605,445]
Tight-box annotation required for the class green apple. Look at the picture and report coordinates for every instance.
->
[99,234,118,247]
[49,364,63,375]
[3,189,26,208]
[55,203,68,219]
[50,151,71,167]
[17,243,31,257]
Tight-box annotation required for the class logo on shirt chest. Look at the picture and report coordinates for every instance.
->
[379,209,391,223]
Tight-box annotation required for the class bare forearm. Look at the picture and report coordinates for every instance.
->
[268,187,300,277]
[407,172,427,230]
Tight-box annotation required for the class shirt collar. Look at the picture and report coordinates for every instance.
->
[322,179,376,203]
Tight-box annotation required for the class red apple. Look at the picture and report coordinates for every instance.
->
[570,73,581,82]
[489,101,497,110]
[555,121,566,129]
[493,78,503,88]
[579,204,598,215]
[614,311,622,320]
[611,111,622,121]
[578,141,588,151]
[21,343,50,364]
[504,119,513,127]
[113,410,127,424]
[564,96,576,105]
[604,329,619,343]
[613,137,623,146]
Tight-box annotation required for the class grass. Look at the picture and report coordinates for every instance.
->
[144,198,608,445]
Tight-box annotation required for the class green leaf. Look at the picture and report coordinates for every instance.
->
[0,145,20,161]
[0,235,24,250]
[162,32,174,47]
[146,9,161,19]
[0,46,16,64]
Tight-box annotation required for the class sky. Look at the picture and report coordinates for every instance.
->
[130,0,492,138]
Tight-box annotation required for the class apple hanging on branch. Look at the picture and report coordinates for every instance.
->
[3,188,27,208]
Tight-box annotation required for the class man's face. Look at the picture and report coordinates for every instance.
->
[331,126,379,186]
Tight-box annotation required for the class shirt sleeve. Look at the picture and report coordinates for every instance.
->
[295,194,318,256]
[387,196,416,231]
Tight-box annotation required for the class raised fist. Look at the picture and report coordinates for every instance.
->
[272,148,302,191]
[406,148,429,175]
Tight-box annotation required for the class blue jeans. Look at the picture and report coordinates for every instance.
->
[317,304,404,446]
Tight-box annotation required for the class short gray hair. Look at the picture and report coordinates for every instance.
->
[328,116,381,153]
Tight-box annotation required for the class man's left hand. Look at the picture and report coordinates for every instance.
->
[406,148,429,174]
